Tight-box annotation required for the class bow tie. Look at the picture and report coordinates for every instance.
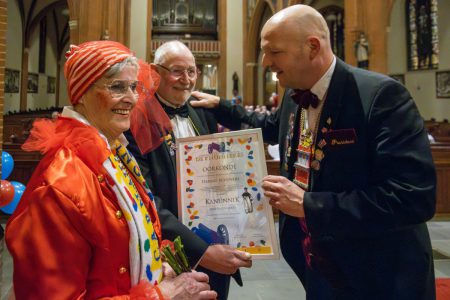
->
[160,102,189,119]
[290,89,319,109]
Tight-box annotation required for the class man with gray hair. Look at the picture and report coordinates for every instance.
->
[126,41,252,300]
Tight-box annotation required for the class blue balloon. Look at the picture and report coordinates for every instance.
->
[1,181,25,214]
[1,151,14,180]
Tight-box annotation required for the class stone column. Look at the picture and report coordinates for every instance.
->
[67,0,130,45]
[345,0,390,73]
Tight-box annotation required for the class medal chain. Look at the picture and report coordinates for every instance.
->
[299,108,323,151]
[167,116,199,156]
[293,105,325,189]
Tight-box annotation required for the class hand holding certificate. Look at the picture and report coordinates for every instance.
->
[201,244,252,274]
[176,129,279,259]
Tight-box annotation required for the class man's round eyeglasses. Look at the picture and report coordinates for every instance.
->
[157,64,200,79]
[95,80,142,99]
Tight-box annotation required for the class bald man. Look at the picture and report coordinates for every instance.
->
[126,41,252,300]
[192,5,436,300]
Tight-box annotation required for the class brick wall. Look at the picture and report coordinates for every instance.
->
[0,0,6,293]
[0,0,6,153]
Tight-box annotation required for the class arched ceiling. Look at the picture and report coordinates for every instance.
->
[16,0,69,58]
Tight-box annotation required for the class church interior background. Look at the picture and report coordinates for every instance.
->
[0,0,450,298]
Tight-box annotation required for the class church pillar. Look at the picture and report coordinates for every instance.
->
[218,0,227,97]
[67,0,130,45]
[364,0,389,73]
[55,62,61,107]
[0,0,6,146]
[344,0,360,67]
[19,48,29,112]
[344,0,390,74]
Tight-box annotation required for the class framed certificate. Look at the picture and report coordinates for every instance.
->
[177,129,279,259]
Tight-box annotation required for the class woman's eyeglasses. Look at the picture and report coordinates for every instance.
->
[96,80,142,99]
[156,64,200,79]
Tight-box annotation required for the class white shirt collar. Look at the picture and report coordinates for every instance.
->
[61,106,91,126]
[61,106,128,148]
[310,55,336,101]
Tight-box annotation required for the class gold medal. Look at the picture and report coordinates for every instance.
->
[318,139,327,149]
[315,149,324,161]
[301,129,313,147]
[311,160,321,171]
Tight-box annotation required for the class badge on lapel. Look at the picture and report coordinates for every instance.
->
[313,117,357,167]
[318,117,332,149]
[311,149,324,171]
[164,133,176,156]
[314,149,324,161]
[323,128,357,147]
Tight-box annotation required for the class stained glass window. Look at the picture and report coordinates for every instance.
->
[406,0,439,70]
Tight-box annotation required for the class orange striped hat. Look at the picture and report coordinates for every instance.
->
[64,41,134,105]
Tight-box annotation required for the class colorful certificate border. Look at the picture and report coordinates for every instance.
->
[176,129,279,260]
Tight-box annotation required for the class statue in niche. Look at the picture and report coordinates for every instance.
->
[354,32,369,69]
[232,72,239,96]
[100,29,110,41]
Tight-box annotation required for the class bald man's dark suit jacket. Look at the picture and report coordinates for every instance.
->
[125,100,239,300]
[214,58,436,300]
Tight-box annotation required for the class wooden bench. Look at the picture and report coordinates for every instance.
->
[431,143,450,216]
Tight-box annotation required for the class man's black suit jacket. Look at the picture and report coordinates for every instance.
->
[213,58,436,299]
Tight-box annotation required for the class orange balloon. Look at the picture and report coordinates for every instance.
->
[0,180,15,207]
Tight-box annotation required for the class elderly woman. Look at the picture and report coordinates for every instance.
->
[5,41,217,300]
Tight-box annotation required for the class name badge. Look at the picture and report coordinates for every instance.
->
[323,128,357,147]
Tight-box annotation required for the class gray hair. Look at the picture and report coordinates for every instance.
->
[104,56,139,78]
[153,40,195,65]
